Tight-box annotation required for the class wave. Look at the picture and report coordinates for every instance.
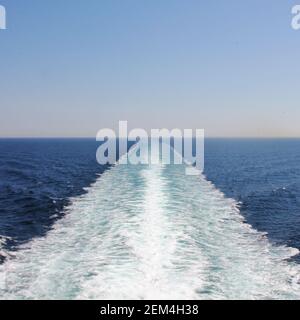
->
[0,156,300,299]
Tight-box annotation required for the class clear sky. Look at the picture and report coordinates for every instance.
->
[0,0,299,137]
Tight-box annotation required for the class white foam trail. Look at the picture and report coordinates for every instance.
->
[0,156,300,299]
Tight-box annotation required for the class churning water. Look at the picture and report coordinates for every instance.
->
[0,144,300,299]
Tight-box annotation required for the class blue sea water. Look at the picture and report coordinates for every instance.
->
[0,139,108,261]
[205,139,300,259]
[0,138,300,299]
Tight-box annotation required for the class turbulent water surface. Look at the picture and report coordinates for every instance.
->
[0,144,300,299]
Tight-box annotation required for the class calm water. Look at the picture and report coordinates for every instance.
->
[205,139,300,259]
[0,138,300,299]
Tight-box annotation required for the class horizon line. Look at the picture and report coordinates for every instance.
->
[1,136,300,140]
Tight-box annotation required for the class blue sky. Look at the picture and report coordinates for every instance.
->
[0,0,299,137]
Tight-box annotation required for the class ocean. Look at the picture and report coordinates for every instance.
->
[0,138,300,299]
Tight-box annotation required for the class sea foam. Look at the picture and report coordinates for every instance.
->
[0,155,300,299]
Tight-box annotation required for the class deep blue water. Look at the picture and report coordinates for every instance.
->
[0,138,300,264]
[205,139,300,261]
[0,139,108,262]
